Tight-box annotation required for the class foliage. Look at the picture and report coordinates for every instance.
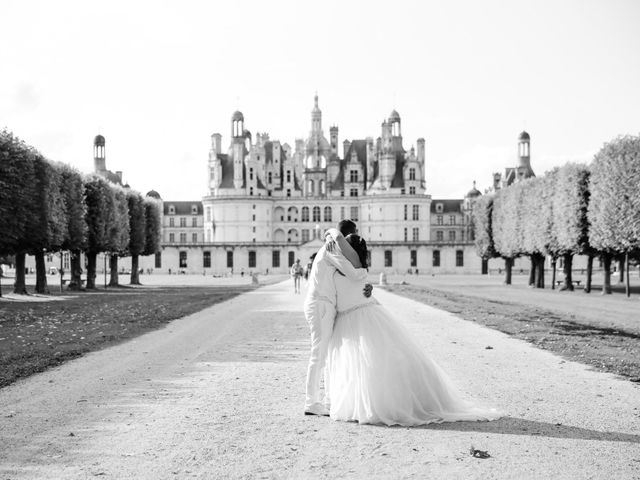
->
[0,130,37,255]
[84,176,115,254]
[472,194,496,258]
[491,185,522,258]
[126,190,146,256]
[588,135,640,254]
[108,186,130,254]
[59,164,88,252]
[143,197,162,256]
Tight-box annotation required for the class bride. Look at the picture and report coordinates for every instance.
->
[327,233,502,427]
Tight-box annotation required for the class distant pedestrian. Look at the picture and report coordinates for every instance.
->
[290,259,303,293]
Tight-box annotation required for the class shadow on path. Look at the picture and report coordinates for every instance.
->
[420,417,640,443]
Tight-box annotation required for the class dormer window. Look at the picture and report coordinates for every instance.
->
[409,168,416,181]
[436,203,443,213]
[168,205,175,215]
[191,205,198,215]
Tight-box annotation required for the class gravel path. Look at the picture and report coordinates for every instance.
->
[1,280,639,479]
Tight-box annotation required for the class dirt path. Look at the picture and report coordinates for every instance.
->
[1,280,639,479]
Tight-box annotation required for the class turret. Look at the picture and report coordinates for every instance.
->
[330,126,339,155]
[518,131,531,169]
[94,134,106,172]
[211,133,222,155]
[417,138,426,183]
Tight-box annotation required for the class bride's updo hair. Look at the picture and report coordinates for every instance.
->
[345,234,368,270]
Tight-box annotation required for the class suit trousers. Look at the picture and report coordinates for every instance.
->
[303,298,335,409]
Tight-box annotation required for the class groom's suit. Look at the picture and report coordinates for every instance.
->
[304,229,367,412]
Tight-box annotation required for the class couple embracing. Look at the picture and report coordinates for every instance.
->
[303,219,501,426]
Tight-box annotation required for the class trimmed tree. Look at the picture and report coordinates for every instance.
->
[84,176,114,289]
[126,190,146,285]
[107,186,130,287]
[588,135,640,297]
[59,165,88,290]
[492,185,522,285]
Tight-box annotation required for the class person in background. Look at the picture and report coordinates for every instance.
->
[291,259,304,293]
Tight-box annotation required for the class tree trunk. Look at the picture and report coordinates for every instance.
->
[562,253,574,291]
[86,252,97,289]
[618,257,625,284]
[584,254,593,293]
[505,258,513,285]
[34,251,49,294]
[551,257,557,290]
[535,254,545,289]
[13,252,28,294]
[602,254,612,295]
[68,250,83,290]
[109,254,119,287]
[528,256,536,287]
[130,254,141,285]
[625,252,630,298]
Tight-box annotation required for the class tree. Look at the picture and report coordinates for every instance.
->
[59,165,87,290]
[0,131,34,295]
[107,186,130,287]
[588,135,640,297]
[30,156,67,294]
[84,176,114,289]
[126,190,146,285]
[491,185,522,285]
[550,163,591,291]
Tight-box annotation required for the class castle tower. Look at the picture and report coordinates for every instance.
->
[417,138,426,183]
[389,110,403,151]
[311,93,322,134]
[231,111,245,189]
[329,126,338,155]
[94,134,106,173]
[518,131,531,169]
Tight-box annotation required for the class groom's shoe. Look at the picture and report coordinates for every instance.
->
[304,403,330,417]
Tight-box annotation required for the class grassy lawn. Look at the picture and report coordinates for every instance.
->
[0,284,255,388]
[382,276,640,383]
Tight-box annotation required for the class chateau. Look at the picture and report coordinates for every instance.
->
[147,96,484,275]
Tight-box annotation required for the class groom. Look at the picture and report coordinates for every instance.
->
[303,219,372,416]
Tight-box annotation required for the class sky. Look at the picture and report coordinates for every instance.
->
[1,0,639,200]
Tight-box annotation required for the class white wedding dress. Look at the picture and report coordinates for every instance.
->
[327,272,502,426]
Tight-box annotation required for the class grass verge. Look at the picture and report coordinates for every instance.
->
[0,285,254,388]
[384,283,640,383]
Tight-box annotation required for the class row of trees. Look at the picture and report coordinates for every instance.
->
[473,135,640,296]
[0,129,162,295]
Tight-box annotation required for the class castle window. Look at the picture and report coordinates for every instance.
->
[433,250,440,267]
[350,206,359,221]
[286,189,291,197]
[248,251,256,268]
[312,206,321,222]
[179,251,187,268]
[409,168,416,181]
[412,227,419,241]
[192,217,198,227]
[449,231,456,242]
[155,252,162,268]
[436,231,444,242]
[319,180,326,195]
[180,233,187,243]
[301,207,309,222]
[302,229,310,242]
[350,188,358,197]
[340,207,345,219]
[449,215,456,225]
[192,233,198,243]
[203,251,211,268]
[324,206,332,222]
[272,250,280,268]
[268,172,272,183]
[409,186,416,195]
[404,205,408,221]
[340,190,344,197]
[227,251,233,268]
[412,205,419,221]
[436,203,443,213]
[404,227,408,242]
[401,188,405,195]
[180,217,187,227]
[437,215,443,225]
[191,205,198,215]
[287,170,291,183]
[250,168,254,180]
[350,170,358,183]
[169,217,175,227]
[168,205,175,214]
[410,250,417,267]
[384,250,393,267]
[250,187,254,196]
[456,250,464,267]
[169,233,175,243]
